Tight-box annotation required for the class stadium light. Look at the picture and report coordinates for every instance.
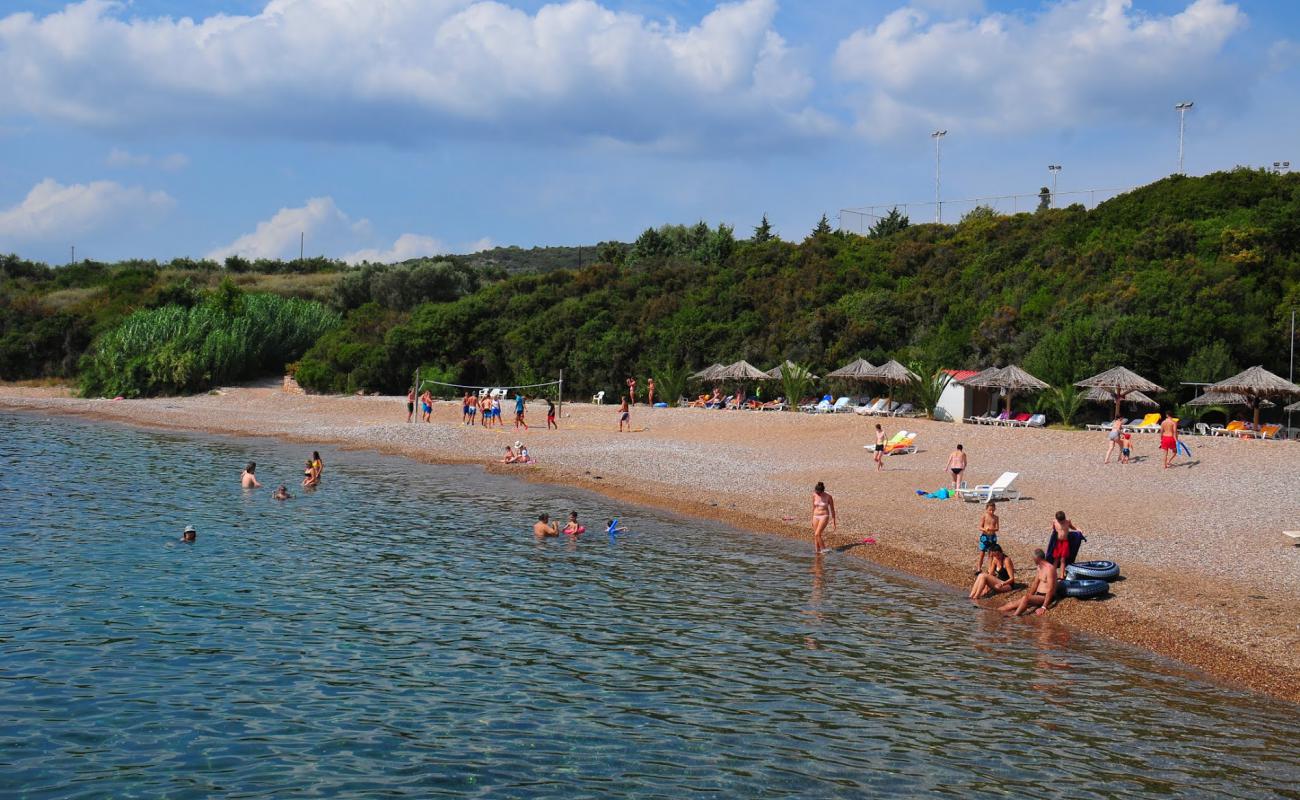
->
[931,130,947,223]
[1174,101,1194,175]
[1048,165,1062,201]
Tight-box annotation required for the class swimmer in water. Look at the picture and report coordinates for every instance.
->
[533,513,558,537]
[606,519,628,535]
[272,485,291,501]
[181,525,197,542]
[562,511,582,535]
[241,462,261,489]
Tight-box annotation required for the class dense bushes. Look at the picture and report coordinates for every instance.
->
[78,284,339,397]
[295,170,1300,402]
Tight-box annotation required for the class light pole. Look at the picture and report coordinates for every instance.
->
[1175,101,1194,175]
[931,130,947,223]
[1273,161,1291,174]
[1047,165,1062,204]
[1290,308,1296,433]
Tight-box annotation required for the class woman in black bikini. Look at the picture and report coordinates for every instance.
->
[968,544,1015,599]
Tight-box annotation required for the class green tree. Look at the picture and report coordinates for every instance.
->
[752,214,774,243]
[868,207,909,238]
[1037,187,1051,212]
[1041,385,1085,427]
[904,361,952,419]
[779,362,816,410]
[812,214,833,237]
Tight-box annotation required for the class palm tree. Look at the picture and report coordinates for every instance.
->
[906,361,952,419]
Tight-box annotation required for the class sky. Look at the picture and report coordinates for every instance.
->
[1,0,1298,265]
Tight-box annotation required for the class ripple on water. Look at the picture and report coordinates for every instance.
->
[1,413,1298,799]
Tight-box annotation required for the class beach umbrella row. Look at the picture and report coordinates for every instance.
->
[1081,387,1159,409]
[1204,365,1300,428]
[766,360,819,381]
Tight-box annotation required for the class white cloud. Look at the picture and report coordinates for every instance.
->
[834,0,1246,137]
[210,198,488,263]
[106,147,189,170]
[0,178,173,241]
[343,233,449,265]
[0,0,828,150]
[206,196,353,261]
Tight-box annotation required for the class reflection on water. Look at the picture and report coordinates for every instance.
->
[1,413,1298,799]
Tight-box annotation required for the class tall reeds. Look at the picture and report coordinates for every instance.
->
[79,291,339,397]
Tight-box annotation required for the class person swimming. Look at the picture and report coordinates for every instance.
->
[533,513,558,537]
[181,524,197,543]
[272,485,291,501]
[562,511,584,536]
[606,518,628,535]
[241,462,261,489]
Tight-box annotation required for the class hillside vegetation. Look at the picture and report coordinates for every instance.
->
[2,170,1297,406]
[296,170,1300,404]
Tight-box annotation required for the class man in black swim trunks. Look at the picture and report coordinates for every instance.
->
[999,549,1057,616]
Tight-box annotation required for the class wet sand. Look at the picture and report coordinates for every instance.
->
[4,384,1299,703]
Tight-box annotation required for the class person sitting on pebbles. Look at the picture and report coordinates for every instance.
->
[501,445,519,463]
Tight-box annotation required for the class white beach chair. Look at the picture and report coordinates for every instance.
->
[806,399,832,413]
[862,398,889,415]
[831,397,853,413]
[889,402,914,417]
[592,390,605,404]
[957,472,1021,503]
[1026,414,1046,428]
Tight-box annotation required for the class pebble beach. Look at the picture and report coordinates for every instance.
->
[5,384,1299,704]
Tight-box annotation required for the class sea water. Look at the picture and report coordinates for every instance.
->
[1,412,1297,799]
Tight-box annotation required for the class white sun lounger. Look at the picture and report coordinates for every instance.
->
[957,472,1021,503]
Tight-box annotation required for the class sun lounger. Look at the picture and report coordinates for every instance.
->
[1126,413,1162,432]
[1259,424,1282,439]
[957,472,1021,503]
[831,397,853,413]
[889,402,914,417]
[856,397,887,415]
[1025,413,1046,427]
[886,432,917,455]
[1212,421,1246,436]
[1007,412,1032,427]
[805,399,832,413]
[965,413,994,424]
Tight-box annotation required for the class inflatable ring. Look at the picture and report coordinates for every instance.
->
[1058,578,1109,599]
[1066,560,1120,580]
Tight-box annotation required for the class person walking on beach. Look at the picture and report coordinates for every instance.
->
[492,395,503,427]
[1159,412,1179,469]
[1120,430,1133,464]
[977,501,1000,573]
[811,482,837,554]
[241,462,261,489]
[406,387,416,423]
[618,395,631,432]
[947,444,967,491]
[1104,415,1123,463]
[1000,549,1057,616]
[647,377,656,406]
[479,395,490,428]
[626,376,637,405]
[546,397,558,430]
[420,389,433,422]
[514,393,528,431]
[462,393,472,425]
[872,423,886,471]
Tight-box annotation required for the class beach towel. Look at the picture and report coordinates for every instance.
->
[1045,530,1086,565]
[915,487,951,500]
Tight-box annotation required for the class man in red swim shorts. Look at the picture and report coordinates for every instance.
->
[1158,412,1179,469]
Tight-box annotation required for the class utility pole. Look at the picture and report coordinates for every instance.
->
[1290,308,1296,433]
[1048,165,1062,204]
[299,232,304,263]
[1175,101,1194,175]
[931,129,947,223]
[70,245,75,266]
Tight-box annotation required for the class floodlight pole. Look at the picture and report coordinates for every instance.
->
[1175,101,1194,175]
[1048,165,1062,204]
[931,130,947,223]
[1289,309,1295,433]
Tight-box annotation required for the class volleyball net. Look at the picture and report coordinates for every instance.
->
[413,370,564,406]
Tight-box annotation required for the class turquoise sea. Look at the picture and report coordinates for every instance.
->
[1,412,1297,798]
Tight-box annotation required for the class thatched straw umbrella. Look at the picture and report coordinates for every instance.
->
[1205,366,1300,428]
[766,360,819,380]
[1187,390,1275,410]
[966,365,1050,415]
[864,359,920,409]
[1075,366,1164,418]
[690,363,726,381]
[714,360,773,403]
[1287,399,1300,412]
[1081,387,1158,410]
[826,357,877,380]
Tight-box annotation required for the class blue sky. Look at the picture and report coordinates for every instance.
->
[1,0,1298,264]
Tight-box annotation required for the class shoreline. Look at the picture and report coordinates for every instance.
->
[4,385,1298,704]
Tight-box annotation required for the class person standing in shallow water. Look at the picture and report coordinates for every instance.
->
[241,462,261,489]
[811,482,836,554]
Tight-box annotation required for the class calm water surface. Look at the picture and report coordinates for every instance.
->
[1,413,1297,799]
